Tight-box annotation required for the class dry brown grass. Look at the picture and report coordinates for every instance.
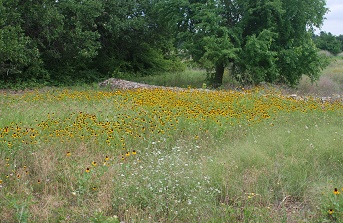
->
[296,56,343,96]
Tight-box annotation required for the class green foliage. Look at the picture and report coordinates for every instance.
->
[88,0,181,77]
[276,38,329,86]
[337,35,343,51]
[314,32,342,55]
[0,0,180,87]
[0,1,46,83]
[237,29,278,84]
[0,0,331,88]
[160,0,328,87]
[321,188,343,221]
[24,0,102,80]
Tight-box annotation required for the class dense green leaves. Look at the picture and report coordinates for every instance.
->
[0,0,179,86]
[337,35,343,52]
[160,0,328,86]
[314,32,343,55]
[0,0,331,87]
[237,30,278,84]
[0,0,44,83]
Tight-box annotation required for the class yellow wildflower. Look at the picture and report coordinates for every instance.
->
[334,188,340,195]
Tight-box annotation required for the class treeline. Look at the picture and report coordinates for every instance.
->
[313,32,343,55]
[0,0,331,87]
[1,0,179,86]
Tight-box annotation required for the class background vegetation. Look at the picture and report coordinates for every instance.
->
[130,54,343,97]
[0,0,180,87]
[1,0,341,89]
[313,32,343,55]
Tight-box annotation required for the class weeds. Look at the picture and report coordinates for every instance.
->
[321,187,343,222]
[0,74,342,222]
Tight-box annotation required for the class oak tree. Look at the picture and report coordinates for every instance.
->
[160,0,328,87]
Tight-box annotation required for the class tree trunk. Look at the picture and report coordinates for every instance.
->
[213,63,224,88]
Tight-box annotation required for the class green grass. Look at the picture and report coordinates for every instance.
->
[1,57,343,222]
[0,85,342,222]
[129,68,208,88]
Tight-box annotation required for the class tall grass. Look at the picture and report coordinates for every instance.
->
[131,56,343,96]
[129,69,208,88]
[297,56,343,96]
[0,86,342,222]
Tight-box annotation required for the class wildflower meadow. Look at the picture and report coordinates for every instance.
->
[0,86,342,222]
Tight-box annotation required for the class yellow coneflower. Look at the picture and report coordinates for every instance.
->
[92,186,97,190]
[334,188,340,195]
[23,165,27,169]
[125,151,130,157]
[105,156,109,161]
[5,158,9,161]
[92,161,97,166]
[17,174,20,179]
[121,155,125,160]
[37,180,41,184]
[0,180,2,184]
[132,150,137,155]
[328,209,334,214]
[66,151,71,157]
[86,167,90,173]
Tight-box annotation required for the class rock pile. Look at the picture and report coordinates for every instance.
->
[99,78,161,90]
[99,78,342,104]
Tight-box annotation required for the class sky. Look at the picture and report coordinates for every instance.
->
[316,0,343,35]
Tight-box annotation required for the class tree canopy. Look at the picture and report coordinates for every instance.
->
[313,31,343,55]
[0,0,331,87]
[0,0,179,86]
[159,0,329,86]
